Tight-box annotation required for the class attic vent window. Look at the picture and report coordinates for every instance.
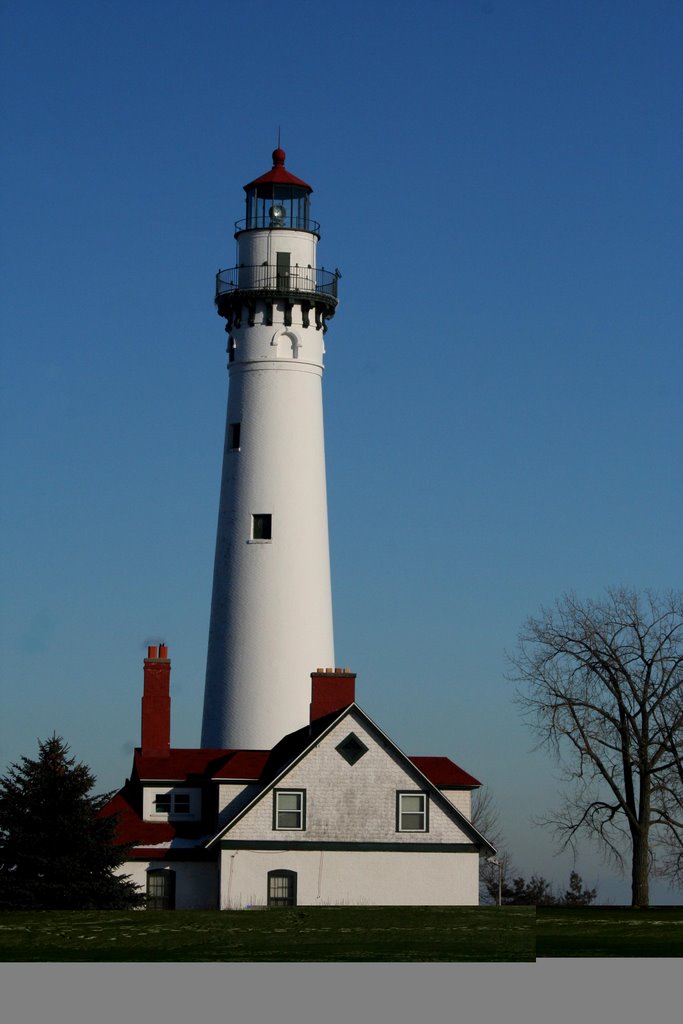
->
[335,732,368,766]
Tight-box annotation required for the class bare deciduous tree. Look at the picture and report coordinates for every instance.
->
[471,786,506,904]
[509,587,683,907]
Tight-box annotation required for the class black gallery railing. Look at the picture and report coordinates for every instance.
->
[234,216,321,233]
[216,265,340,300]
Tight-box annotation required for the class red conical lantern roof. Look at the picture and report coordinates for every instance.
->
[244,148,312,193]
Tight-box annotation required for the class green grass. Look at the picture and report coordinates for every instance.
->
[536,905,683,958]
[1,905,681,961]
[0,906,534,962]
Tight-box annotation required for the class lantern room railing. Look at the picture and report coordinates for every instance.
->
[234,215,321,234]
[216,264,340,302]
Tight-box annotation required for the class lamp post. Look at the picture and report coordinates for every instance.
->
[488,858,503,906]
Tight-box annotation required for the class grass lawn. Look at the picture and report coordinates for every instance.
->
[536,906,683,958]
[1,905,681,961]
[0,906,534,962]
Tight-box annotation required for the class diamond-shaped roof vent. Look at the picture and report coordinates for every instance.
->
[335,732,368,766]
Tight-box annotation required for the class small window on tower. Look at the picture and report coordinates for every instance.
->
[228,337,236,363]
[252,514,272,541]
[228,423,241,450]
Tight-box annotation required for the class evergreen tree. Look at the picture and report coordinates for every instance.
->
[561,870,598,906]
[506,874,558,905]
[0,735,143,909]
[484,866,598,906]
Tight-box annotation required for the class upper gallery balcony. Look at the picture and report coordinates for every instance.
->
[215,263,340,330]
[216,264,339,304]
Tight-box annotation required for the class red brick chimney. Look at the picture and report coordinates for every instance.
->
[310,667,356,723]
[141,644,171,757]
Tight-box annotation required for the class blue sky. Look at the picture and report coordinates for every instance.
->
[1,0,681,903]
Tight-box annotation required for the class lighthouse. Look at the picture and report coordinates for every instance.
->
[201,148,340,749]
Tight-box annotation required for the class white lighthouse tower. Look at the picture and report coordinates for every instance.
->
[201,148,340,750]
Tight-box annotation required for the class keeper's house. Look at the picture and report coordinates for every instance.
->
[103,646,495,909]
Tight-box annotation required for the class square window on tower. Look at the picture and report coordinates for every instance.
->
[252,513,272,541]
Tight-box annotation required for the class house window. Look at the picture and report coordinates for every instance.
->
[252,513,272,541]
[173,794,191,815]
[228,422,241,450]
[397,792,428,832]
[146,869,176,910]
[152,791,194,817]
[268,870,297,907]
[273,789,305,830]
[154,793,171,814]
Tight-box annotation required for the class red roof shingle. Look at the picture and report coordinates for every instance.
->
[409,756,481,788]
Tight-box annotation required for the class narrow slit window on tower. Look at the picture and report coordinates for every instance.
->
[252,513,272,541]
[228,422,241,450]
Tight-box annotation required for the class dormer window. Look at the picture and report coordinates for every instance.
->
[173,794,191,815]
[154,793,172,814]
[147,788,200,821]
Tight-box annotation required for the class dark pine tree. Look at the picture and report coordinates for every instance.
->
[485,868,599,906]
[0,735,143,909]
[561,870,598,906]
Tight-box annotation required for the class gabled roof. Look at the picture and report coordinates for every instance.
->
[206,703,495,856]
[103,708,493,860]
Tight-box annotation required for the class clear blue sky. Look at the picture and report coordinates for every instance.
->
[1,0,681,903]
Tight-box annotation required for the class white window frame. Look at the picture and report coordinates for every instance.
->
[397,791,428,832]
[153,792,172,815]
[273,789,306,831]
[146,787,200,821]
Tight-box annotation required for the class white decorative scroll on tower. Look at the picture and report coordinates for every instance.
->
[201,148,340,749]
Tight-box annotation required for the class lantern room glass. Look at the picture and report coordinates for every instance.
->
[245,185,310,230]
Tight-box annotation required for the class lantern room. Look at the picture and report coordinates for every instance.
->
[238,148,317,235]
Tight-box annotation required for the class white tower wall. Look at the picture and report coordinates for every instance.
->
[202,158,338,750]
[238,227,317,268]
